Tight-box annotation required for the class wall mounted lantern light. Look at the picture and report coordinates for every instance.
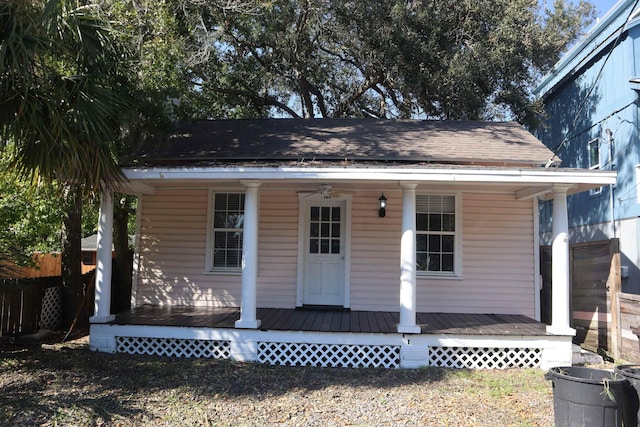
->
[378,193,387,217]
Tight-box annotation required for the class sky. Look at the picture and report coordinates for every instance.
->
[541,1,624,24]
[591,0,621,18]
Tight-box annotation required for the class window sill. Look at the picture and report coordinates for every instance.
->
[204,270,242,276]
[416,273,463,281]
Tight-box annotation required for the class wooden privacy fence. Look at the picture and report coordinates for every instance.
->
[620,293,640,362]
[1,252,98,279]
[1,253,62,278]
[571,240,618,357]
[541,238,640,362]
[0,276,62,337]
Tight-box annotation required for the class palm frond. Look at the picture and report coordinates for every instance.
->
[1,0,134,194]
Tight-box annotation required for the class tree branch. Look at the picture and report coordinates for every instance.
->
[300,75,329,118]
[212,86,301,118]
[334,72,384,118]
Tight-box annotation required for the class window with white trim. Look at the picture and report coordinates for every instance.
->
[209,192,245,271]
[416,194,458,275]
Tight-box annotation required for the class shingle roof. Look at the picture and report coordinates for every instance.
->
[130,119,557,167]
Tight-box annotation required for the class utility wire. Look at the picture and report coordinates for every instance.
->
[555,99,636,150]
[545,0,640,167]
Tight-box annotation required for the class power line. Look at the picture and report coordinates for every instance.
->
[545,0,640,167]
[557,99,636,150]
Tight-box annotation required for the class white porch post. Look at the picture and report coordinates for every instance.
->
[547,186,575,336]
[235,181,261,329]
[90,190,115,323]
[398,182,421,334]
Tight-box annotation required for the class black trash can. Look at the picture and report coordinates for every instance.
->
[546,366,627,427]
[614,364,640,427]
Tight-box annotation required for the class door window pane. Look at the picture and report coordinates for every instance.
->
[321,207,330,221]
[311,207,320,221]
[309,204,342,256]
[331,222,340,238]
[310,223,319,237]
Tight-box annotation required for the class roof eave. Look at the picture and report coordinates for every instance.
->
[127,156,548,168]
[120,165,616,197]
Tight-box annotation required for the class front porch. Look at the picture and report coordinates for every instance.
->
[109,305,548,335]
[90,306,572,369]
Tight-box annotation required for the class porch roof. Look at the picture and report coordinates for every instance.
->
[120,163,617,200]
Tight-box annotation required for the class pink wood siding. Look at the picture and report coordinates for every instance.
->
[349,191,535,316]
[415,193,536,317]
[350,189,402,311]
[136,189,241,307]
[135,186,536,317]
[256,190,299,308]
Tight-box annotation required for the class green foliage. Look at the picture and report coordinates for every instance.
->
[91,0,595,126]
[0,151,64,275]
[0,0,135,191]
[174,0,594,125]
[0,0,596,278]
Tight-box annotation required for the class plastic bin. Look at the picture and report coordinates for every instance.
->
[546,366,627,427]
[614,364,640,427]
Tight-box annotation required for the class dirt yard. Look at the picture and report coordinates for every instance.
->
[0,333,556,426]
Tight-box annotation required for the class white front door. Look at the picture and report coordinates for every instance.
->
[301,200,347,306]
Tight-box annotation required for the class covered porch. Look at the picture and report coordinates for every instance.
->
[90,305,569,369]
[88,172,615,369]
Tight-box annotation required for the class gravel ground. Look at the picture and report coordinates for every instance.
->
[0,334,556,426]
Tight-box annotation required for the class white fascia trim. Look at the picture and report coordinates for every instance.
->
[117,181,156,195]
[123,166,616,186]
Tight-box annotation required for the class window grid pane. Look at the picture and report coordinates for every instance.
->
[416,195,456,273]
[309,205,341,254]
[212,193,245,269]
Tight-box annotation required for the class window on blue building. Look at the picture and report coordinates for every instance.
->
[588,138,600,169]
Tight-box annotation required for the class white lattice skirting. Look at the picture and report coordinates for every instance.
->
[38,287,62,330]
[258,342,401,368]
[116,337,231,359]
[428,346,543,369]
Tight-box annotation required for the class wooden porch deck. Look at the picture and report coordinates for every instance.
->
[111,306,548,336]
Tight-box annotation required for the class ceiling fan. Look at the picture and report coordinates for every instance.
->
[298,184,347,199]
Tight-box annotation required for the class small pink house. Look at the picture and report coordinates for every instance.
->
[89,119,615,368]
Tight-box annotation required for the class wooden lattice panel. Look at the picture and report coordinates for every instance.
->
[38,287,61,330]
[428,346,542,369]
[116,337,231,359]
[258,342,400,368]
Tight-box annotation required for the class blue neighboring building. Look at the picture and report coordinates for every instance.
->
[535,0,640,294]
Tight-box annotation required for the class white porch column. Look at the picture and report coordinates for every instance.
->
[90,190,115,323]
[547,186,576,336]
[398,182,421,334]
[235,181,261,329]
